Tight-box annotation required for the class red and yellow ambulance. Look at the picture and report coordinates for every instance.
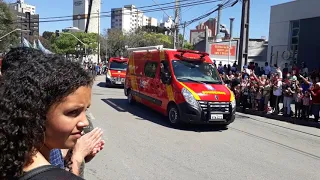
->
[105,57,129,87]
[124,46,236,126]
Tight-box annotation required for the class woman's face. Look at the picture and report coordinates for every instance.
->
[45,86,91,149]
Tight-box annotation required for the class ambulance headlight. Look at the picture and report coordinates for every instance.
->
[106,72,111,79]
[230,91,236,109]
[182,88,199,107]
[231,99,236,109]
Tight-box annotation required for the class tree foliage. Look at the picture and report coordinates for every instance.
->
[50,32,99,55]
[104,29,174,57]
[0,2,19,52]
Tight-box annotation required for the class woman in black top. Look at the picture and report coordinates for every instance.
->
[0,48,96,179]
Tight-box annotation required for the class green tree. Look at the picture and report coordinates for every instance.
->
[0,2,19,52]
[42,31,54,41]
[50,32,98,55]
[183,42,195,50]
[103,29,174,58]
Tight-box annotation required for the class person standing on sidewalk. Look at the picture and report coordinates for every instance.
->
[283,74,295,116]
[302,91,311,119]
[272,74,282,114]
[310,82,320,122]
[294,87,303,119]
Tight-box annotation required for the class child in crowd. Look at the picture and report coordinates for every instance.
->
[295,88,303,118]
[302,91,311,119]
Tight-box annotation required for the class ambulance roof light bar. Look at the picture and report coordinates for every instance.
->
[177,49,209,59]
[126,45,164,52]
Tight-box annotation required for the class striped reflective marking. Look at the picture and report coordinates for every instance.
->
[129,55,141,102]
[166,85,175,101]
[179,82,201,100]
[226,87,235,102]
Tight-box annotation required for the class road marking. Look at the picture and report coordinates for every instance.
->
[230,127,320,160]
[104,99,126,112]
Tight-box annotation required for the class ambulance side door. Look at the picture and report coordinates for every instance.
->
[140,61,160,109]
[155,60,174,114]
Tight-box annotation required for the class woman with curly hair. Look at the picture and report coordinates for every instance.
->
[0,49,102,179]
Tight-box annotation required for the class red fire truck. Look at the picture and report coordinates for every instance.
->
[105,57,129,87]
[124,46,236,126]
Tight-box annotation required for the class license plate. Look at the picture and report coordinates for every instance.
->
[115,81,122,85]
[210,114,224,121]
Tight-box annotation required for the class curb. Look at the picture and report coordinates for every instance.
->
[236,107,320,129]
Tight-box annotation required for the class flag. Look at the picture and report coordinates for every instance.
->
[22,37,32,48]
[33,40,38,49]
[37,39,54,54]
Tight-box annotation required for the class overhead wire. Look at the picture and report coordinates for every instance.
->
[181,0,238,27]
[13,0,223,24]
[38,0,220,20]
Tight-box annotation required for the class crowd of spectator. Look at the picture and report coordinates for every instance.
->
[215,61,320,122]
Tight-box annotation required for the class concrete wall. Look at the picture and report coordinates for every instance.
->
[268,0,320,68]
[297,17,320,71]
[87,0,101,34]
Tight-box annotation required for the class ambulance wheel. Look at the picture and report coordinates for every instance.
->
[168,104,181,126]
[127,89,135,105]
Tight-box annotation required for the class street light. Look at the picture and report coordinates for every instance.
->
[75,44,84,62]
[56,30,88,59]
[0,28,30,41]
[228,17,235,65]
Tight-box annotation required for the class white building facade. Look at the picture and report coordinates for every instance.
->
[73,0,101,34]
[111,5,158,32]
[268,0,320,70]
[9,0,36,15]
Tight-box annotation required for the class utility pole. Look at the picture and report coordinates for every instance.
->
[216,4,223,37]
[228,17,235,65]
[182,21,186,48]
[97,9,100,64]
[238,0,250,71]
[174,0,181,49]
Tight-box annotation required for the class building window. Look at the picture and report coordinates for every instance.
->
[144,62,158,78]
[289,20,300,53]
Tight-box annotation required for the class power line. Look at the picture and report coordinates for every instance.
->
[38,0,218,20]
[182,0,238,27]
[13,0,223,24]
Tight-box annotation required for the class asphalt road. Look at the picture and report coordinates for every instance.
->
[84,76,320,180]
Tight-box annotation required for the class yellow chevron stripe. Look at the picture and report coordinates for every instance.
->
[179,82,200,100]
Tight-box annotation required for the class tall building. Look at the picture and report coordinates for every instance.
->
[160,16,174,29]
[9,0,39,42]
[73,0,101,34]
[189,18,217,44]
[143,16,158,27]
[268,0,320,70]
[9,0,36,15]
[111,5,158,32]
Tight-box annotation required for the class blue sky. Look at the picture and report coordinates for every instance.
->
[18,0,292,39]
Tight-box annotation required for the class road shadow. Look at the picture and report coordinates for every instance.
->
[97,82,124,89]
[97,82,106,88]
[101,98,227,132]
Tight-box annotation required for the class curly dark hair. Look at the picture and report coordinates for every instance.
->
[1,47,45,74]
[0,48,93,179]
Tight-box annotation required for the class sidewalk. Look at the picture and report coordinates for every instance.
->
[236,103,320,129]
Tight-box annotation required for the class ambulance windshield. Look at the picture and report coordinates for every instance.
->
[172,60,222,84]
[109,61,128,71]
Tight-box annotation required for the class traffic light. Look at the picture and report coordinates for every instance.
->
[55,30,60,37]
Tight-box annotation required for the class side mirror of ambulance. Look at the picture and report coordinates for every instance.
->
[161,71,172,84]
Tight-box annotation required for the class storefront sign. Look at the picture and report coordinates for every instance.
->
[211,44,236,56]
